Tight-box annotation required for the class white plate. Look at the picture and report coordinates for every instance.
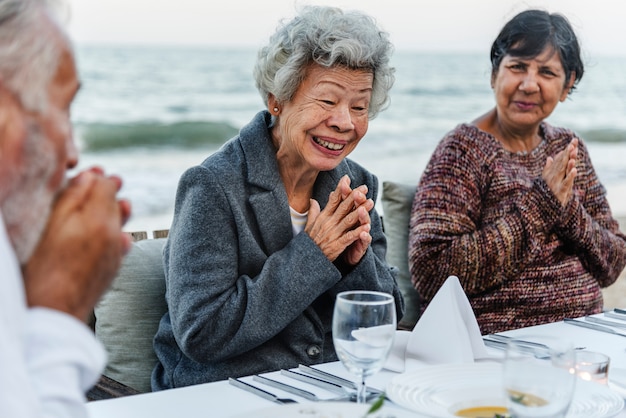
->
[386,362,624,418]
[229,401,411,418]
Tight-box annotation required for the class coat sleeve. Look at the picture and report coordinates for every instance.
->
[163,165,402,363]
[325,173,404,320]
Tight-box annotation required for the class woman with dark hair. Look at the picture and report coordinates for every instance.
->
[151,5,403,389]
[409,9,626,334]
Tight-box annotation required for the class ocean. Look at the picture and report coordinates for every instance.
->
[70,45,626,232]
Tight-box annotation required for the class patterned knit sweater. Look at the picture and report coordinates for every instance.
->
[408,122,626,334]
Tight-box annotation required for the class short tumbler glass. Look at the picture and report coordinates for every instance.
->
[574,350,610,385]
[503,335,576,418]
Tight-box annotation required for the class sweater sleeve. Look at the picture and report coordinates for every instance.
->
[554,140,626,287]
[408,130,561,301]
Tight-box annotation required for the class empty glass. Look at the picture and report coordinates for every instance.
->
[332,291,396,404]
[574,350,610,385]
[503,335,576,418]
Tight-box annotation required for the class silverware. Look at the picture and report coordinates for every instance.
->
[484,334,550,349]
[482,336,550,359]
[228,377,298,404]
[281,369,381,402]
[586,315,626,329]
[606,310,626,321]
[483,337,507,350]
[252,375,350,402]
[297,364,384,396]
[280,369,347,395]
[614,308,626,315]
[483,334,586,356]
[564,318,626,338]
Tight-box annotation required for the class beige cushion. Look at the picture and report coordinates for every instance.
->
[381,181,421,329]
[95,238,167,393]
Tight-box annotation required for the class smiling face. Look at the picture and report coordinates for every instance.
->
[491,46,574,134]
[271,64,373,175]
[0,31,80,263]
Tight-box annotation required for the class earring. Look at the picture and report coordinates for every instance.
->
[273,107,279,113]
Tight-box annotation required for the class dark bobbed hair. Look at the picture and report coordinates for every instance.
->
[254,5,395,119]
[490,9,584,94]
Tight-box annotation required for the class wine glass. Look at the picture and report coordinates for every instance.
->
[503,335,576,418]
[332,290,396,404]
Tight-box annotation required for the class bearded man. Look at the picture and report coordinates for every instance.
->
[0,0,132,416]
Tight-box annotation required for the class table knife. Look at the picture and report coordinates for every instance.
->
[564,318,626,338]
[252,375,350,402]
[586,315,626,329]
[482,337,507,351]
[281,369,381,402]
[614,308,626,315]
[297,364,383,396]
[484,334,550,349]
[228,377,297,404]
[280,369,347,395]
[605,311,626,321]
[298,364,357,390]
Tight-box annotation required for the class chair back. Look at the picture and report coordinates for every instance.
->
[93,230,169,393]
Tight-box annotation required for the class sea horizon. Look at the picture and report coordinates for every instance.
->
[69,44,626,232]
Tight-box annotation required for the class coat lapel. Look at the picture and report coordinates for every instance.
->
[239,111,353,255]
[240,112,293,254]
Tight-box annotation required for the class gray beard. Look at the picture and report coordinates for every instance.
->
[1,121,58,264]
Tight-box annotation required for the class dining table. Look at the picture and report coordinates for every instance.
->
[86,312,626,417]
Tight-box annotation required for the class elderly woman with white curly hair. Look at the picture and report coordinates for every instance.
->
[152,5,404,389]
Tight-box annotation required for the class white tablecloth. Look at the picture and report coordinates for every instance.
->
[86,313,626,417]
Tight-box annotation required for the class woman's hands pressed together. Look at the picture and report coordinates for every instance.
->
[305,175,374,266]
[542,137,579,206]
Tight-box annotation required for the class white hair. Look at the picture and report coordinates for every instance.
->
[0,0,71,261]
[0,0,68,113]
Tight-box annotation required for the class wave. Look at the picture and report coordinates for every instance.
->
[76,120,239,151]
[580,128,626,143]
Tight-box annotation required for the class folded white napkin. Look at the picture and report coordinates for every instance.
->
[385,275,489,373]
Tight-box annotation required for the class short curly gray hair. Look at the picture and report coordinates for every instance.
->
[253,5,395,120]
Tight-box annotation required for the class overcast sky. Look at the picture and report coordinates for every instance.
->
[66,0,624,56]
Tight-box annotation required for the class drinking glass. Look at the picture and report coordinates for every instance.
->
[332,290,396,404]
[573,350,610,385]
[503,335,576,418]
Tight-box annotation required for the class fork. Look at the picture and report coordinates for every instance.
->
[228,377,298,404]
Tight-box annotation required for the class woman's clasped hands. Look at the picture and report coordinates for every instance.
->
[542,137,579,206]
[306,175,374,266]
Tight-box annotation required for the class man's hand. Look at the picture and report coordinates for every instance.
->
[22,168,132,322]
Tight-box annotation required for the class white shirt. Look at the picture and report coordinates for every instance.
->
[0,211,106,417]
[289,206,308,237]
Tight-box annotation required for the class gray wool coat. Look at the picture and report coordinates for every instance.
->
[151,111,404,390]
